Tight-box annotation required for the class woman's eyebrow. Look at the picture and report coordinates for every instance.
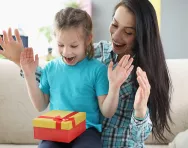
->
[113,18,135,30]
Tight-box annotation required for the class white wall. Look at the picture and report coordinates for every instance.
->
[161,0,188,59]
[91,0,120,42]
[1,0,187,59]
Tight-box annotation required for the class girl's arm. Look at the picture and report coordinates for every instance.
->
[98,85,120,118]
[24,74,49,112]
[21,47,49,112]
[98,55,134,118]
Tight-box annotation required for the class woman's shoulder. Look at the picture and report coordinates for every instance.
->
[93,40,112,51]
[93,40,113,63]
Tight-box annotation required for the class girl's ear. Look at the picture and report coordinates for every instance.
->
[86,34,93,46]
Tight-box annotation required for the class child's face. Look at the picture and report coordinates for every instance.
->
[56,26,88,65]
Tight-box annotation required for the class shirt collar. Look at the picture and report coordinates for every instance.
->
[110,51,136,64]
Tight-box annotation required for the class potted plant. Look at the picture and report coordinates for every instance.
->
[64,0,92,17]
[38,26,55,61]
[64,1,81,8]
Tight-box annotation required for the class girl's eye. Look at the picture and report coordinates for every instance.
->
[71,45,78,48]
[58,45,64,47]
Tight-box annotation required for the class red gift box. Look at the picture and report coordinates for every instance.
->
[32,110,86,143]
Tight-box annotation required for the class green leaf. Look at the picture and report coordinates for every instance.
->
[0,54,6,59]
[38,26,53,44]
[64,1,81,9]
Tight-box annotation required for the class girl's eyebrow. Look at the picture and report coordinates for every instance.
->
[58,41,78,44]
[58,41,63,44]
[113,18,135,30]
[71,41,78,44]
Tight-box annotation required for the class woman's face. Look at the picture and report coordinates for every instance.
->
[110,6,136,56]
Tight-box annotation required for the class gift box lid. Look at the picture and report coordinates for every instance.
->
[32,110,86,130]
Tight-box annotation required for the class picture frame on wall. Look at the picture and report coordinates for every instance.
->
[0,35,28,50]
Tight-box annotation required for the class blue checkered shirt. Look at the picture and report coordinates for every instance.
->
[20,40,152,148]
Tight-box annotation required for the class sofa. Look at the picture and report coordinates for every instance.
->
[0,58,187,148]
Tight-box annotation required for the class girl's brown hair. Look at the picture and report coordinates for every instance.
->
[54,7,94,59]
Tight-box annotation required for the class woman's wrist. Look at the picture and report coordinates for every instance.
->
[134,108,147,119]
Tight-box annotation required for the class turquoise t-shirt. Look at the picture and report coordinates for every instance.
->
[39,57,109,132]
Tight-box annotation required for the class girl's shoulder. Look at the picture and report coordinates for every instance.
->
[88,57,106,67]
[43,57,62,71]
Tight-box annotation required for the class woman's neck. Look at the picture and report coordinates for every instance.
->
[117,51,134,62]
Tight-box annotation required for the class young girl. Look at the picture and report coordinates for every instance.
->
[19,8,133,148]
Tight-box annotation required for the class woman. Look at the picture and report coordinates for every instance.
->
[0,0,172,147]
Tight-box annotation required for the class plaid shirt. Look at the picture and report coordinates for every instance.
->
[20,40,152,148]
[94,41,152,148]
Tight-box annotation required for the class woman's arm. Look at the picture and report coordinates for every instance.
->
[0,28,43,85]
[128,67,152,144]
[0,28,24,67]
[128,109,152,144]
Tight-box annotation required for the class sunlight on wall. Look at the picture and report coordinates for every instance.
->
[0,0,92,57]
[0,0,63,56]
[149,0,161,30]
[0,0,159,57]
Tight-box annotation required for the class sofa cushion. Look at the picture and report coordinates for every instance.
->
[0,59,47,144]
[146,59,188,144]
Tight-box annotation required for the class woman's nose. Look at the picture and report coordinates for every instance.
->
[113,29,123,41]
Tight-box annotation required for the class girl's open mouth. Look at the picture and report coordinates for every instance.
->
[64,56,76,64]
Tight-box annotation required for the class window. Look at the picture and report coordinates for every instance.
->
[0,0,91,59]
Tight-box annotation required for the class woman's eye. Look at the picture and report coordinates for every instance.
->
[126,32,133,35]
[112,24,118,28]
[125,31,133,35]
